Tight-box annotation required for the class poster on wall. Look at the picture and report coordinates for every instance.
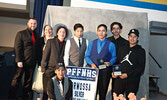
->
[66,66,99,100]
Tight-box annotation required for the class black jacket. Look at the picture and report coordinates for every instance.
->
[107,36,128,57]
[47,77,72,100]
[36,37,45,66]
[117,43,146,78]
[14,28,39,66]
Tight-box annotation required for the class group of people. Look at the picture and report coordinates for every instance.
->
[8,18,146,100]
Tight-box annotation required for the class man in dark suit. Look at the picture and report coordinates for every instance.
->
[107,22,128,99]
[41,26,68,100]
[107,22,128,56]
[8,18,39,100]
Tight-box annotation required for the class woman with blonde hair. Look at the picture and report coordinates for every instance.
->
[33,25,55,100]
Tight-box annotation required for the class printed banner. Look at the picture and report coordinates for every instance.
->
[66,66,99,100]
[87,0,167,11]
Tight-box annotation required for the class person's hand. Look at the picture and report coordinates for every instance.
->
[119,73,128,79]
[38,66,45,74]
[104,62,110,67]
[38,66,45,73]
[17,62,23,68]
[118,94,126,100]
[113,92,119,100]
[128,92,137,100]
[38,66,42,72]
[112,72,118,78]
[91,63,98,70]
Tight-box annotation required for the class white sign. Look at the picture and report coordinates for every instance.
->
[66,66,99,100]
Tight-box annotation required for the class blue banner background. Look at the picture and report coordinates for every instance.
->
[87,0,167,11]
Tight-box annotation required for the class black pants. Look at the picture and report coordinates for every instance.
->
[113,78,140,99]
[8,65,35,100]
[43,72,55,100]
[96,70,111,100]
[111,78,115,99]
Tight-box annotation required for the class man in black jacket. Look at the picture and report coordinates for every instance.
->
[107,22,128,56]
[107,22,128,99]
[112,29,146,99]
[8,18,39,100]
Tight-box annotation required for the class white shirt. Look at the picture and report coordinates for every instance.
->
[64,36,89,67]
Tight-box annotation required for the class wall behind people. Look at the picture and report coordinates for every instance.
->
[70,0,167,95]
[70,0,167,96]
[43,6,149,99]
[0,0,35,47]
[0,17,27,47]
[150,35,167,94]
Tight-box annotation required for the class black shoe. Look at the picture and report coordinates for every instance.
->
[28,92,33,100]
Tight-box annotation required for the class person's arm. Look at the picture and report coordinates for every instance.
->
[83,39,89,67]
[47,78,56,100]
[64,40,71,67]
[85,41,93,65]
[14,32,24,68]
[108,42,117,66]
[41,39,51,72]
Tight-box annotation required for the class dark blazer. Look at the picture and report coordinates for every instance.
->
[47,77,72,100]
[41,37,66,77]
[14,28,39,66]
[107,36,128,56]
[36,37,45,66]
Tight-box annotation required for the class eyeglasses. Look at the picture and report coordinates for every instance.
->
[112,28,120,31]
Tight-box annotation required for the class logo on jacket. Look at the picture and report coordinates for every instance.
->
[121,51,133,65]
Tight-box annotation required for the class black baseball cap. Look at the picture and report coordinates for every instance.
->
[55,62,65,70]
[128,29,139,37]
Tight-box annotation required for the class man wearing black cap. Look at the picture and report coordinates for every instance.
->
[47,62,72,100]
[112,29,146,99]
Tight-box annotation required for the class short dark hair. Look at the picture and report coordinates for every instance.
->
[97,24,107,31]
[56,26,68,39]
[110,22,123,30]
[74,23,84,31]
[28,18,37,22]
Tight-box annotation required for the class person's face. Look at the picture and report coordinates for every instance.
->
[128,33,139,46]
[44,26,53,38]
[74,27,83,38]
[27,19,37,31]
[57,28,66,40]
[112,24,122,36]
[55,67,66,80]
[97,26,107,40]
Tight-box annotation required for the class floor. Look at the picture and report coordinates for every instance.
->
[1,66,167,100]
[1,47,167,100]
[150,92,167,100]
